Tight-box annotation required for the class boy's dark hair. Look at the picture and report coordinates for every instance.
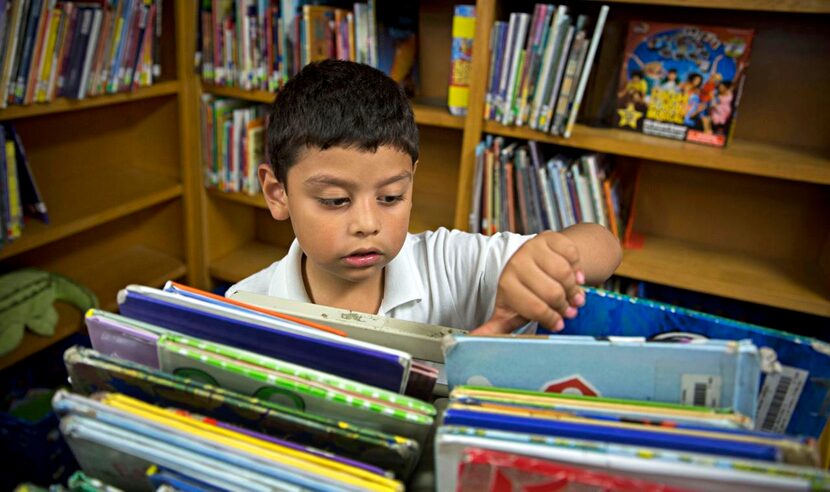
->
[631,70,644,79]
[267,60,419,185]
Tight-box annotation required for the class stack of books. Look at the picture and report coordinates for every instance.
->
[52,281,830,489]
[470,136,639,246]
[54,281,453,488]
[196,1,417,94]
[0,0,163,107]
[485,4,609,138]
[199,96,267,195]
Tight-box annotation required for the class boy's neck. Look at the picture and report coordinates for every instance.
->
[301,255,385,314]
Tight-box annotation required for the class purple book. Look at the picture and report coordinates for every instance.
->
[85,310,170,369]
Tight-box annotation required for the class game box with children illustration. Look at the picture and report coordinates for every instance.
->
[614,21,754,147]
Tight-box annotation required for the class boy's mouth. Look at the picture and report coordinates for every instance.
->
[343,250,382,268]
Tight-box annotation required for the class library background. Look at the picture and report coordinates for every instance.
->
[0,0,827,490]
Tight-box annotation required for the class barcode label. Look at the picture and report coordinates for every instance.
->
[681,375,722,408]
[756,366,808,433]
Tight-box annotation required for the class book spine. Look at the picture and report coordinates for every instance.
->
[550,32,587,135]
[13,0,44,105]
[501,12,529,126]
[540,24,574,133]
[564,6,609,138]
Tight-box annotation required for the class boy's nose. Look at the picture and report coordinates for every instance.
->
[348,200,381,237]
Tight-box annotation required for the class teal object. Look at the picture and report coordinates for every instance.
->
[0,268,98,356]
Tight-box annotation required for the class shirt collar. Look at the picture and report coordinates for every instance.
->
[266,235,424,314]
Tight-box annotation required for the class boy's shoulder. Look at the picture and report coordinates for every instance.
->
[224,261,281,297]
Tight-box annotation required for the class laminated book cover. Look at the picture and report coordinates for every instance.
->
[63,345,421,477]
[435,426,830,492]
[155,334,435,443]
[614,21,754,147]
[443,334,761,420]
[562,287,830,438]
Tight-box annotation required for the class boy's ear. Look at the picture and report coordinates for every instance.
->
[258,163,290,221]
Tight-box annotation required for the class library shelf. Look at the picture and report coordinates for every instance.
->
[0,245,185,372]
[587,0,830,14]
[0,80,181,122]
[482,121,830,185]
[201,84,466,130]
[210,241,289,284]
[0,169,183,261]
[207,188,268,209]
[616,235,830,317]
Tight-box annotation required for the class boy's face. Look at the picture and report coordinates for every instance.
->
[260,145,415,288]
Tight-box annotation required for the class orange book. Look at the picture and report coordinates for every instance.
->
[602,178,619,239]
[169,282,348,338]
[505,161,516,232]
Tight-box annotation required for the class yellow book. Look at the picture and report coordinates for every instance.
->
[5,141,22,240]
[100,393,402,491]
[36,9,63,103]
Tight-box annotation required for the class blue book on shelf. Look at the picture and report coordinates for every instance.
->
[561,288,830,438]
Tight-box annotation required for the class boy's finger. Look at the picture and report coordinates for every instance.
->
[502,276,565,331]
[534,253,580,304]
[521,264,571,315]
[540,232,581,268]
[472,313,527,335]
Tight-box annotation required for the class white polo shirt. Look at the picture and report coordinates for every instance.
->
[225,227,533,330]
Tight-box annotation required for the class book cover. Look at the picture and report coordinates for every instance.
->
[614,21,754,147]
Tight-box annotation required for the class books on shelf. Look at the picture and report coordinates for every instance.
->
[469,135,640,247]
[485,4,609,137]
[199,95,267,195]
[196,1,417,95]
[0,123,48,249]
[614,21,755,148]
[0,0,163,107]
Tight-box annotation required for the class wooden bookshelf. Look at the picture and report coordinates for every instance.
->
[0,245,185,372]
[617,236,830,317]
[201,84,466,130]
[207,188,268,209]
[483,121,830,185]
[587,0,830,14]
[0,81,180,122]
[0,1,198,373]
[0,169,182,261]
[210,241,288,284]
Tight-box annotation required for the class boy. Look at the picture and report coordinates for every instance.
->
[226,60,622,334]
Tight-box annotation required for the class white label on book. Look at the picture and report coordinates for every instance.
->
[755,365,808,433]
[680,374,722,408]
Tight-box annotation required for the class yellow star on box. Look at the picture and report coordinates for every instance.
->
[617,103,643,129]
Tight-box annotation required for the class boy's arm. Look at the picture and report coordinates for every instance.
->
[473,223,621,334]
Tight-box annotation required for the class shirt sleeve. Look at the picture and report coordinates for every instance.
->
[426,228,533,328]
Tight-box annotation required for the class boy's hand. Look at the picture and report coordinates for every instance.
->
[473,231,586,335]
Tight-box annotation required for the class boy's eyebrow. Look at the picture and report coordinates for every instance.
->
[304,171,412,189]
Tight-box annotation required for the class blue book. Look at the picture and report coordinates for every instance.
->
[444,334,761,420]
[443,406,785,463]
[562,287,830,438]
[117,285,411,392]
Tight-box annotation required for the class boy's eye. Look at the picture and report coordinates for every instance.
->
[318,197,350,207]
[379,195,404,204]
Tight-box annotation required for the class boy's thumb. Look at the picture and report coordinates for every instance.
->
[471,310,527,336]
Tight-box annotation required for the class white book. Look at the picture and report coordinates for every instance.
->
[501,12,530,126]
[229,289,464,364]
[529,6,567,130]
[559,165,576,227]
[539,24,574,133]
[537,166,560,231]
[564,5,610,138]
[572,161,596,223]
[469,141,486,233]
[583,154,609,228]
[77,8,103,99]
[495,13,519,124]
